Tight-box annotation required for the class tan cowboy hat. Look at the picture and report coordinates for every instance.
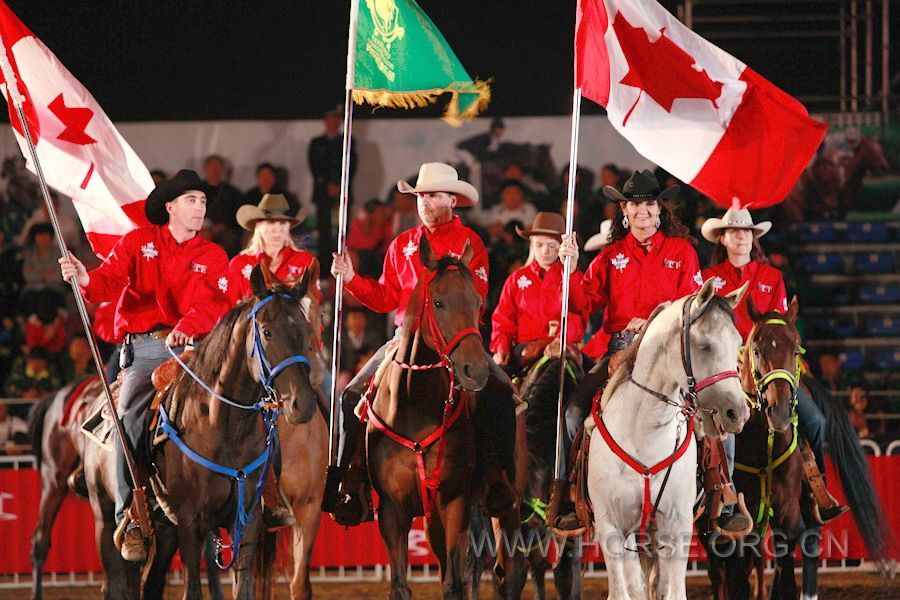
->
[584,219,613,251]
[515,212,566,240]
[397,162,478,207]
[701,204,772,243]
[236,194,308,231]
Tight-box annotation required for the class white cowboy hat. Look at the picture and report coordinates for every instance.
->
[397,162,478,207]
[701,205,772,244]
[584,219,613,251]
[236,194,308,231]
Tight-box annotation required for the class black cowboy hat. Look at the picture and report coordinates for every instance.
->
[602,169,680,203]
[145,169,204,225]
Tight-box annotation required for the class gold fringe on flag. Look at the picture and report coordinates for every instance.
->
[352,79,491,127]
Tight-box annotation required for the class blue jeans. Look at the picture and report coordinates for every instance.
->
[114,335,181,527]
[795,385,826,472]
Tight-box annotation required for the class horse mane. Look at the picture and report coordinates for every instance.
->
[602,301,672,404]
[183,301,249,397]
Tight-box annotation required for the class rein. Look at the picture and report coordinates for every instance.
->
[597,294,739,549]
[157,291,311,568]
[361,265,481,520]
[734,317,803,535]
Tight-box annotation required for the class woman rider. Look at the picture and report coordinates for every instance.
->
[701,205,847,523]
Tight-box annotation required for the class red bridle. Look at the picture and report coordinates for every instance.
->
[360,263,482,520]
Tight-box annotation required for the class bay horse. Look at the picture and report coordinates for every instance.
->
[363,235,518,599]
[715,297,891,600]
[81,263,321,600]
[255,268,328,600]
[586,280,750,599]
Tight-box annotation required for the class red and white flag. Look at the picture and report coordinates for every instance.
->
[576,0,826,208]
[0,1,152,257]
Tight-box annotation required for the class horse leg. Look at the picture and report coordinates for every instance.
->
[143,520,179,600]
[232,515,264,600]
[254,529,277,600]
[378,498,413,600]
[552,536,581,600]
[595,521,634,600]
[31,468,70,599]
[290,498,323,600]
[464,502,490,599]
[491,508,527,599]
[654,516,691,600]
[530,550,547,600]
[202,533,225,600]
[93,507,132,600]
[799,525,821,600]
[176,522,205,600]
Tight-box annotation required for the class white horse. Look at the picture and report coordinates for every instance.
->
[586,279,750,599]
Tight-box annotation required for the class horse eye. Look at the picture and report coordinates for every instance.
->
[263,329,272,339]
[700,344,712,352]
[433,299,445,310]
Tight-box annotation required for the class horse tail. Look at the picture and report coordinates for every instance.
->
[804,375,892,559]
[27,391,57,468]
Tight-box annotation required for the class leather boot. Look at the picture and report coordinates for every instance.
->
[333,464,374,527]
[262,468,296,531]
[801,441,848,524]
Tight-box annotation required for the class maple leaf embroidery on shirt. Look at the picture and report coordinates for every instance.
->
[712,277,726,291]
[516,276,533,290]
[613,11,724,126]
[241,264,253,280]
[218,277,228,293]
[402,239,417,258]
[140,242,158,260]
[611,253,630,272]
[475,266,488,283]
[694,271,703,286]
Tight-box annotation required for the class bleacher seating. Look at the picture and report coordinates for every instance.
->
[866,316,899,337]
[847,222,889,243]
[859,284,900,304]
[793,222,837,242]
[853,251,896,274]
[799,252,844,274]
[839,350,867,371]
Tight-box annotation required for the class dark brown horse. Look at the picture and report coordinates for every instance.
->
[364,236,518,599]
[77,264,321,600]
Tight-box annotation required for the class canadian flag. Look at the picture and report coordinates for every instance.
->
[0,1,152,257]
[576,0,827,208]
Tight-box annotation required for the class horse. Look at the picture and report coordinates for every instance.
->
[254,269,328,600]
[585,279,750,599]
[465,352,585,599]
[362,235,520,599]
[715,297,892,600]
[80,263,321,600]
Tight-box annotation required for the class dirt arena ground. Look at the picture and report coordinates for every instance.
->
[2,571,896,599]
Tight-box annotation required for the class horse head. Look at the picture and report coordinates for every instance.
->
[247,262,323,424]
[416,235,490,392]
[680,279,750,437]
[742,296,802,432]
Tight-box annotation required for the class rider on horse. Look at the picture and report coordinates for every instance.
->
[327,162,519,526]
[564,170,751,535]
[58,169,231,562]
[226,192,321,529]
[490,211,585,532]
[701,205,848,523]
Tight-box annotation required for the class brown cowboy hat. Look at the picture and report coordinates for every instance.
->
[516,212,566,240]
[236,194,308,231]
[397,162,478,207]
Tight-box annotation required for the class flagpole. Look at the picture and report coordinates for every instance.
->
[326,0,359,476]
[0,34,150,535]
[548,87,582,527]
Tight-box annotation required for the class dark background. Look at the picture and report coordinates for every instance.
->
[3,0,896,121]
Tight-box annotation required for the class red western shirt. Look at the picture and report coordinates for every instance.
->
[490,260,588,354]
[82,225,230,339]
[227,247,320,305]
[344,216,489,325]
[702,260,787,340]
[583,231,701,334]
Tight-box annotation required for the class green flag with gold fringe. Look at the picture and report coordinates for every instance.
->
[352,0,490,126]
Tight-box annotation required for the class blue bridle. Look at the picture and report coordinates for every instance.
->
[158,291,312,569]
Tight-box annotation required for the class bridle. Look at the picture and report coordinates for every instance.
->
[417,265,482,366]
[629,294,740,416]
[744,317,803,413]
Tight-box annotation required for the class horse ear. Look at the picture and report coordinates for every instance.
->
[250,264,268,299]
[419,235,437,270]
[725,281,750,311]
[291,269,311,301]
[745,291,761,322]
[691,277,717,312]
[460,239,473,267]
[786,296,800,322]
